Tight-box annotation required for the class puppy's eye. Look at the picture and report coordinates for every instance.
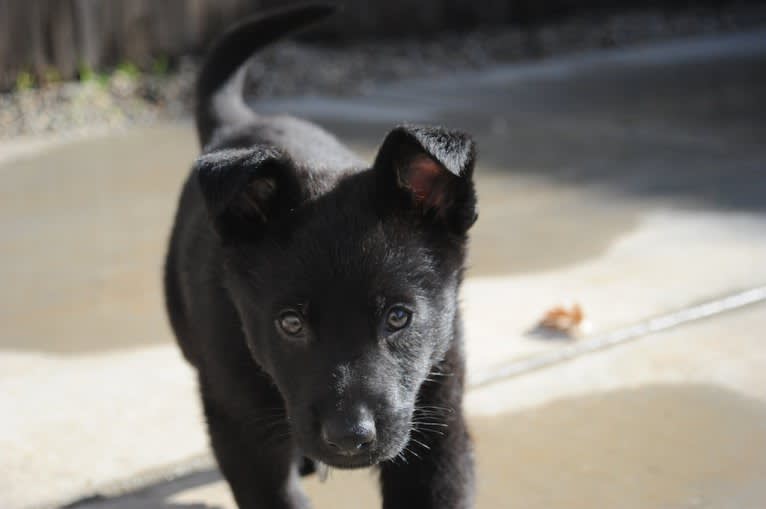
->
[385,306,412,331]
[277,311,304,336]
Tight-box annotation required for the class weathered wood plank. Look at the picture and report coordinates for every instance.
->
[0,0,744,91]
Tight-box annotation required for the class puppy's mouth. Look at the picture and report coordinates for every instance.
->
[302,432,409,470]
[315,450,378,469]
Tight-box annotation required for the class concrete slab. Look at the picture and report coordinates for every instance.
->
[1,30,765,508]
[70,303,766,509]
[0,124,196,353]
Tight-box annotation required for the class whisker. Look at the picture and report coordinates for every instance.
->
[409,437,431,451]
[412,425,446,435]
[412,426,445,436]
[416,405,454,413]
[411,420,448,426]
[404,446,422,460]
[412,428,445,439]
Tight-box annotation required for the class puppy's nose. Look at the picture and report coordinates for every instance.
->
[320,407,376,455]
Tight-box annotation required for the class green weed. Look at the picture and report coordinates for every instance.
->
[14,70,35,92]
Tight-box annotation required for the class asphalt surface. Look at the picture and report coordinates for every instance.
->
[1,29,765,509]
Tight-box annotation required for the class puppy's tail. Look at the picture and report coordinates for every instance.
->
[195,3,336,147]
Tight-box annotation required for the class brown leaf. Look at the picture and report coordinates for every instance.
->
[539,303,584,335]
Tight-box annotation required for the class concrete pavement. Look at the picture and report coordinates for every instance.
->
[1,30,765,508]
[70,303,766,509]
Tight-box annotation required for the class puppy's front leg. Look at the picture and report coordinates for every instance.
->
[203,397,310,509]
[379,369,475,509]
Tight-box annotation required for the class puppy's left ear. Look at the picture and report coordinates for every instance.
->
[374,124,478,233]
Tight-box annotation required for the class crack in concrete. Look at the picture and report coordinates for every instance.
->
[470,285,766,388]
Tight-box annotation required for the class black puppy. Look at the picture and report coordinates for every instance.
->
[164,4,478,508]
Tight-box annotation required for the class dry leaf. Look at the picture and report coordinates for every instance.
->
[538,303,585,336]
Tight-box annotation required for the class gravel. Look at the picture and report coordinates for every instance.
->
[1,5,765,140]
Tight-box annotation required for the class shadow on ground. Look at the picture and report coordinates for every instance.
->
[66,470,226,509]
[264,31,766,214]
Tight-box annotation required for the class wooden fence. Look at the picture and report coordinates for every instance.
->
[0,0,736,91]
[0,0,258,90]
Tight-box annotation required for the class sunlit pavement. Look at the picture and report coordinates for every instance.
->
[1,30,765,509]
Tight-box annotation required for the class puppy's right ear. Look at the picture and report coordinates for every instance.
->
[194,147,301,241]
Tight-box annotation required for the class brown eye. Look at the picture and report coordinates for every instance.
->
[278,311,304,336]
[386,306,411,331]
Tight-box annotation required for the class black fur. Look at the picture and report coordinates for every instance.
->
[164,4,477,508]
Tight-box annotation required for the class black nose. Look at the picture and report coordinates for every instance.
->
[320,407,376,456]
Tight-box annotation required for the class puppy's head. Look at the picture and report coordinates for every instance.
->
[195,125,477,468]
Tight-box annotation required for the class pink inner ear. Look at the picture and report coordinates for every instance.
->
[401,154,447,208]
